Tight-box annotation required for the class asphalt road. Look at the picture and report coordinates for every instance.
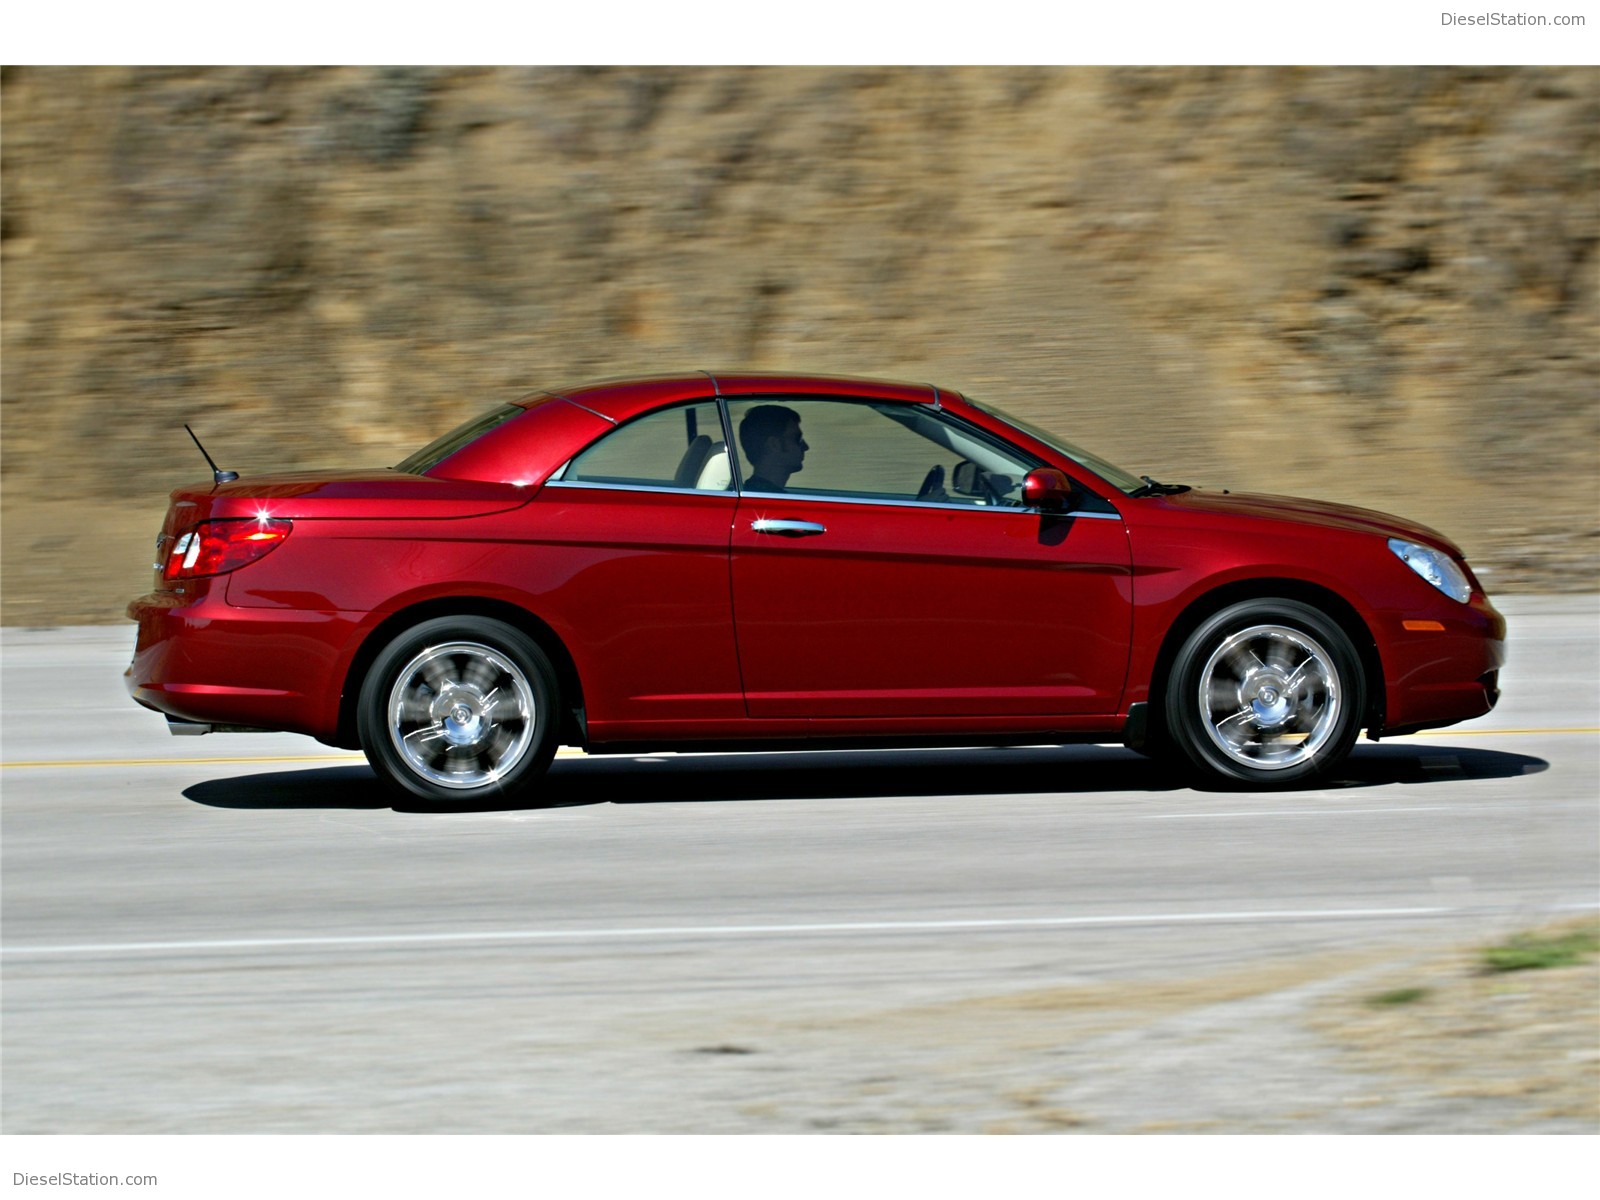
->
[2,595,1596,1133]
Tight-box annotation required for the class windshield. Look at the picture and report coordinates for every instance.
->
[396,404,523,475]
[963,395,1145,494]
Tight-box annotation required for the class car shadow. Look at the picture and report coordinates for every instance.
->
[182,742,1548,814]
[1327,742,1549,788]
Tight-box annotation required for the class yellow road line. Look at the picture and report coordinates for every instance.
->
[1395,728,1600,737]
[0,732,1592,771]
[1,754,369,769]
[0,748,591,770]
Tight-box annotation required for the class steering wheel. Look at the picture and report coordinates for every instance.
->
[916,464,947,501]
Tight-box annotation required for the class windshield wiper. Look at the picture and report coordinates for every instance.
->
[1130,475,1192,497]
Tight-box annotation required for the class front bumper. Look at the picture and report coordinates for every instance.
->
[1375,592,1506,736]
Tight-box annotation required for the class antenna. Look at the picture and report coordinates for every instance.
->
[184,424,239,484]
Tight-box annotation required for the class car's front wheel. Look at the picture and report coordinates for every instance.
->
[1164,598,1365,788]
[357,616,560,805]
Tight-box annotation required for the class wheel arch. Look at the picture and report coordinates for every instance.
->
[335,597,587,750]
[1144,578,1386,739]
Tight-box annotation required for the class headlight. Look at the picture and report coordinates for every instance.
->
[1388,538,1471,603]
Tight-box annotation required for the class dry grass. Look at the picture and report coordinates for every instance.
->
[1313,918,1600,1125]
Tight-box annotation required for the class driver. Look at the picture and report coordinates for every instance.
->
[738,405,808,494]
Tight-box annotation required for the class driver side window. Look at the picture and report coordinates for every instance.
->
[725,397,1039,506]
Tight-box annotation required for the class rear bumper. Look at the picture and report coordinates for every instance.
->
[125,587,358,741]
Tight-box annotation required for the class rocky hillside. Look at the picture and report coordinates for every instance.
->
[3,66,1596,624]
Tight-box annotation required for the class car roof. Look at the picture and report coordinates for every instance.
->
[533,372,948,425]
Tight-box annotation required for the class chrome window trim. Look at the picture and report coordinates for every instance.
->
[732,487,1123,519]
[542,479,737,498]
[713,392,744,491]
[551,393,618,426]
[543,479,1122,517]
[543,478,1122,517]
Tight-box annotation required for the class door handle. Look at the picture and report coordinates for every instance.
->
[750,518,826,537]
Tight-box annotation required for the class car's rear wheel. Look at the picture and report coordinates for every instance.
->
[358,616,560,805]
[1164,598,1364,788]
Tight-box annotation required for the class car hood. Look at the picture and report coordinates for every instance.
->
[1161,489,1464,556]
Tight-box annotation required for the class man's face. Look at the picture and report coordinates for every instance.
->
[772,420,807,476]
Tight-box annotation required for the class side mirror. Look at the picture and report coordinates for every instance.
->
[1021,467,1074,512]
[951,460,983,497]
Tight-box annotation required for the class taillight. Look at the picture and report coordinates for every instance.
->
[164,519,292,582]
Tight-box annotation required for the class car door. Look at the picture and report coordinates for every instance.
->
[725,395,1133,719]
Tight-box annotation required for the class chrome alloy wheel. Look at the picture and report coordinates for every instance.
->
[386,641,537,789]
[1196,624,1341,771]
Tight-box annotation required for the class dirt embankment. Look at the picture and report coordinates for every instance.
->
[676,919,1600,1132]
[3,67,1596,625]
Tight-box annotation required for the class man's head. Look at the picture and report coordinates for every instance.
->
[738,404,807,486]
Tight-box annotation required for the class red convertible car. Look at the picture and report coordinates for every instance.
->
[127,372,1504,802]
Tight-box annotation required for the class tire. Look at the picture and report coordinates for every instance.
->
[357,616,560,805]
[1163,598,1365,789]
